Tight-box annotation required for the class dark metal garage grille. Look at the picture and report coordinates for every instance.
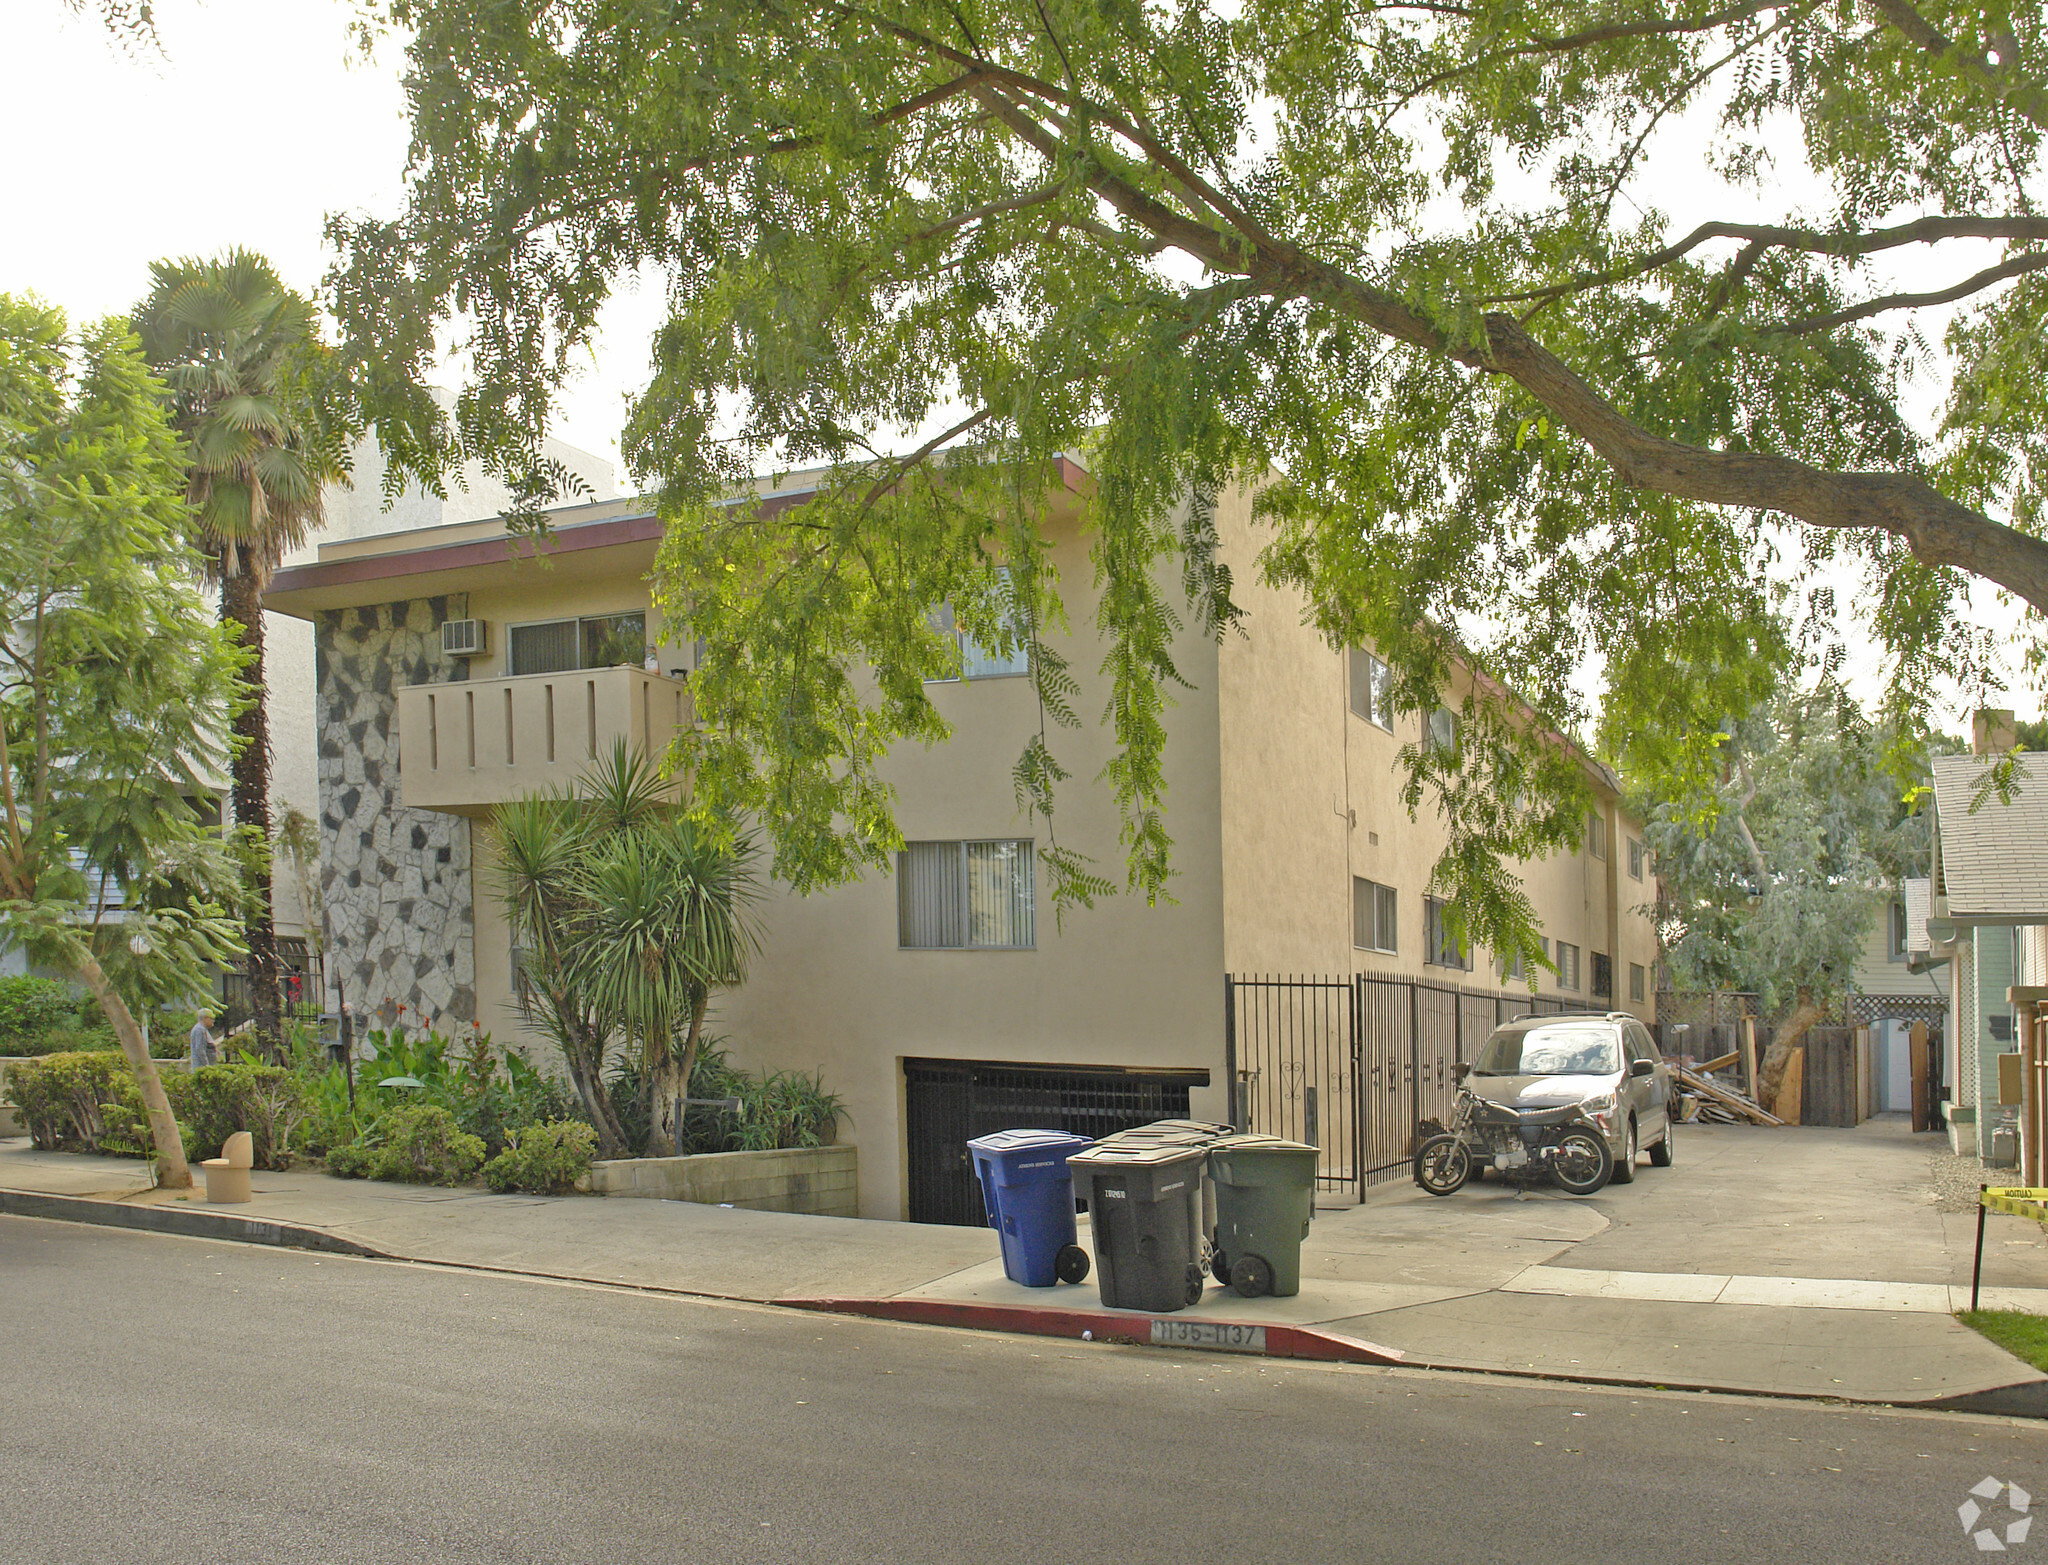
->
[904,1059,1208,1227]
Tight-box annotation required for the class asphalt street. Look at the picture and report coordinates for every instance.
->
[3,1213,2044,1564]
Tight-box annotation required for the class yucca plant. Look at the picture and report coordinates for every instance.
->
[488,743,759,1157]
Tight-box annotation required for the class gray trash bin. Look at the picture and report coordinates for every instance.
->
[1065,1140,1211,1312]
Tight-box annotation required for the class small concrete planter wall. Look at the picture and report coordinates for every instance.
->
[0,1057,28,1138]
[582,1145,857,1218]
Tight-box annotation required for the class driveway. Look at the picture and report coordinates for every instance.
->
[1321,1113,2048,1292]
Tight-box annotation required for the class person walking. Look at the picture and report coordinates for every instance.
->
[189,1010,218,1069]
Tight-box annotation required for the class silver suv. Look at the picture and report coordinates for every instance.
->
[1460,1011,1676,1182]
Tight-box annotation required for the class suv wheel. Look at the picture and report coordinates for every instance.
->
[1608,1118,1638,1184]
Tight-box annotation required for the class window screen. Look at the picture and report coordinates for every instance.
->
[899,840,1035,949]
[1628,837,1645,880]
[1352,877,1396,953]
[509,619,580,676]
[1629,962,1646,1002]
[1591,951,1613,998]
[1555,941,1582,990]
[1347,649,1393,730]
[1587,813,1607,859]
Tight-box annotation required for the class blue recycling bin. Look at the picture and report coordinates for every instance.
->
[967,1129,1096,1287]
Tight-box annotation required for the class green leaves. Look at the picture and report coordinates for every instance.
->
[0,295,251,1010]
[133,250,354,583]
[486,742,761,1078]
[1630,682,1927,1010]
[336,0,2048,957]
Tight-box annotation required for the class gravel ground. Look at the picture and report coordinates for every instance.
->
[1931,1138,1997,1213]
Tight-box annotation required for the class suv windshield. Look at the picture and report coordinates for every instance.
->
[1470,1023,1620,1077]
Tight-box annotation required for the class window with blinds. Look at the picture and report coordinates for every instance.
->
[508,613,647,675]
[1347,648,1394,730]
[1554,940,1582,990]
[898,840,1036,949]
[1352,876,1396,953]
[1423,895,1471,970]
[927,570,1030,681]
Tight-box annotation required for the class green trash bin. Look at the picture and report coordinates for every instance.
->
[1066,1139,1211,1312]
[1206,1134,1320,1298]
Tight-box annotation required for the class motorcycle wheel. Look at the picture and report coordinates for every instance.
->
[1055,1244,1091,1284]
[1550,1129,1614,1195]
[1413,1134,1472,1196]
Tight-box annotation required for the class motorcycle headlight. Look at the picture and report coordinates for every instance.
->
[1581,1090,1618,1117]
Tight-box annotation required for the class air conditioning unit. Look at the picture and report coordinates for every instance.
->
[441,618,488,657]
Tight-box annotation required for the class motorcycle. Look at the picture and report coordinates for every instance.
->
[1411,1072,1614,1197]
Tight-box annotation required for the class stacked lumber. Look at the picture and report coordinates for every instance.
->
[1675,1063,1784,1126]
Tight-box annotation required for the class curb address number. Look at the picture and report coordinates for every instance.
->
[1149,1320,1267,1352]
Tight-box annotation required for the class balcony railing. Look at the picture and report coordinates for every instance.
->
[395,667,694,814]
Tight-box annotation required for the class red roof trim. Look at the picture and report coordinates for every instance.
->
[268,459,1090,604]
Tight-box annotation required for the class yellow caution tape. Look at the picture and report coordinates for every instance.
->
[1982,1188,2048,1222]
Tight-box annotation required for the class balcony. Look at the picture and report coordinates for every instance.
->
[396,667,694,815]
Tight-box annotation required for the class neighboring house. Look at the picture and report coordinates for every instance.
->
[1925,716,2048,1162]
[264,461,1659,1222]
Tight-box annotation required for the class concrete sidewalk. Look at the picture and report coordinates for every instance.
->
[6,1116,2047,1410]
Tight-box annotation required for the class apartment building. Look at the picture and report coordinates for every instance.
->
[264,460,1657,1221]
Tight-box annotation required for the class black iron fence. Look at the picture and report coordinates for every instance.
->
[1225,973,1604,1197]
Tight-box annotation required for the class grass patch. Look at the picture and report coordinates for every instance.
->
[1958,1309,2048,1372]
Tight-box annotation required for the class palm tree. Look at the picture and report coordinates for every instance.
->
[134,252,349,1051]
[489,744,760,1157]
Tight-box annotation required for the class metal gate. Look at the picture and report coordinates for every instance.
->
[1226,974,1602,1196]
[903,1059,1207,1226]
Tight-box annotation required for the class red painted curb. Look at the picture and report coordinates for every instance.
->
[777,1295,1407,1366]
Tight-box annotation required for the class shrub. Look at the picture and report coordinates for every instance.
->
[5,1050,125,1150]
[349,1104,486,1185]
[181,1062,310,1170]
[0,978,92,1053]
[482,1120,598,1195]
[324,1142,376,1179]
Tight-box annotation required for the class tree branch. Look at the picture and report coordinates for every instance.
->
[1868,0,2048,134]
[1766,249,2048,333]
[1467,311,2048,609]
[1488,214,2048,306]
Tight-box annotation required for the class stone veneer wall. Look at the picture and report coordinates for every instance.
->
[314,597,476,1029]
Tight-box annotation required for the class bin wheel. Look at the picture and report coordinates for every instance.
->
[1184,1264,1207,1307]
[1055,1244,1091,1285]
[1210,1249,1232,1284]
[1230,1255,1273,1299]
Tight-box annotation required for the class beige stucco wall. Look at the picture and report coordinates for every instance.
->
[707,512,1231,1223]
[322,467,1667,1224]
[461,500,1231,1222]
[1211,486,1659,1017]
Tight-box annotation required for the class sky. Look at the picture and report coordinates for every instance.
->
[5,0,2031,735]
[4,0,660,469]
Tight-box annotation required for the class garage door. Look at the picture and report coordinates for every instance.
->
[903,1058,1210,1226]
